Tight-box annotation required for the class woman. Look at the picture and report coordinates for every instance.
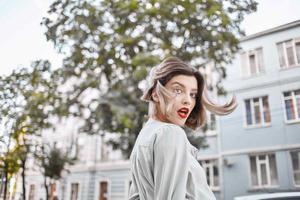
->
[128,57,237,200]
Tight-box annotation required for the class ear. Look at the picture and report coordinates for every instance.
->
[151,90,159,103]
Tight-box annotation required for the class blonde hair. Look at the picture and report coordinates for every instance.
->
[141,57,237,130]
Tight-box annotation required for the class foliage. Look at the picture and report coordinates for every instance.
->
[35,144,75,180]
[0,60,60,199]
[0,146,21,179]
[0,60,60,136]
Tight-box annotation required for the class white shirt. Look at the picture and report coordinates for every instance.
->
[128,118,216,200]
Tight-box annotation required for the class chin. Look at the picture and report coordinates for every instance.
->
[171,119,186,127]
[166,114,186,126]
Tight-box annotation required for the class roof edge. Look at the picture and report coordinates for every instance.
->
[240,20,300,42]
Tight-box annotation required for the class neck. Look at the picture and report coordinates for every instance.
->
[149,102,170,123]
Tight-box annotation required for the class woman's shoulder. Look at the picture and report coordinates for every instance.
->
[144,119,187,146]
[146,118,186,137]
[133,118,188,151]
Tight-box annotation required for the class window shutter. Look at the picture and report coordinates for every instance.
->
[294,37,300,64]
[277,43,286,68]
[240,52,248,77]
[256,48,264,73]
[286,40,296,66]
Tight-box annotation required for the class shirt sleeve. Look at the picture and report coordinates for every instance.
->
[128,172,140,200]
[153,125,189,200]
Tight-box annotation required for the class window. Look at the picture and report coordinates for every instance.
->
[283,89,300,122]
[28,184,35,200]
[249,153,278,187]
[70,183,79,200]
[206,112,217,132]
[207,113,216,131]
[200,159,219,190]
[240,47,265,77]
[244,96,271,127]
[290,150,300,186]
[50,183,57,199]
[99,181,108,200]
[277,38,300,68]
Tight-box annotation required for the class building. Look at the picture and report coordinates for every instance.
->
[17,116,131,200]
[200,20,300,200]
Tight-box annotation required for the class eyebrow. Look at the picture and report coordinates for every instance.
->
[171,82,198,92]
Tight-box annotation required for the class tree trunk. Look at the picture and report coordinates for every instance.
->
[0,172,4,198]
[3,163,8,200]
[44,176,49,200]
[21,158,26,200]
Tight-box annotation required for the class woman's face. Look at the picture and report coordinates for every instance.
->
[156,75,198,126]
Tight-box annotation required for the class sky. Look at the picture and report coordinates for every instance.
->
[0,0,64,75]
[0,0,300,76]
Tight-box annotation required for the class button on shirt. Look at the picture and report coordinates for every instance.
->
[128,118,216,200]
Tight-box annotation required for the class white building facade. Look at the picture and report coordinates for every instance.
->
[215,20,300,200]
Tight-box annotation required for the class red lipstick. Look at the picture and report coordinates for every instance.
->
[177,107,189,119]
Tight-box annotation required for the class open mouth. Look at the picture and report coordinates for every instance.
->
[177,108,189,119]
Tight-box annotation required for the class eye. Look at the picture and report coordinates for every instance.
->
[190,93,197,99]
[173,88,182,94]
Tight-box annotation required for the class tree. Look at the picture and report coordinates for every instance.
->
[0,138,21,200]
[34,143,75,200]
[0,68,29,200]
[0,60,61,199]
[42,0,257,158]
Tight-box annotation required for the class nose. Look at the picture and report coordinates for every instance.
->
[182,93,192,105]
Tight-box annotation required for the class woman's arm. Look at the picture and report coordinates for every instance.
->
[128,173,140,200]
[153,125,190,200]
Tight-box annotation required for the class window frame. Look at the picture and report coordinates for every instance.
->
[205,112,218,136]
[282,89,300,123]
[277,38,300,69]
[243,95,271,128]
[94,178,111,200]
[70,182,80,200]
[240,47,265,78]
[199,159,220,191]
[289,150,300,187]
[28,184,36,200]
[248,153,279,189]
[99,180,109,200]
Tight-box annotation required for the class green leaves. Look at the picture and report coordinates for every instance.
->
[133,66,147,81]
[0,148,21,178]
[0,60,64,195]
[38,145,75,180]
